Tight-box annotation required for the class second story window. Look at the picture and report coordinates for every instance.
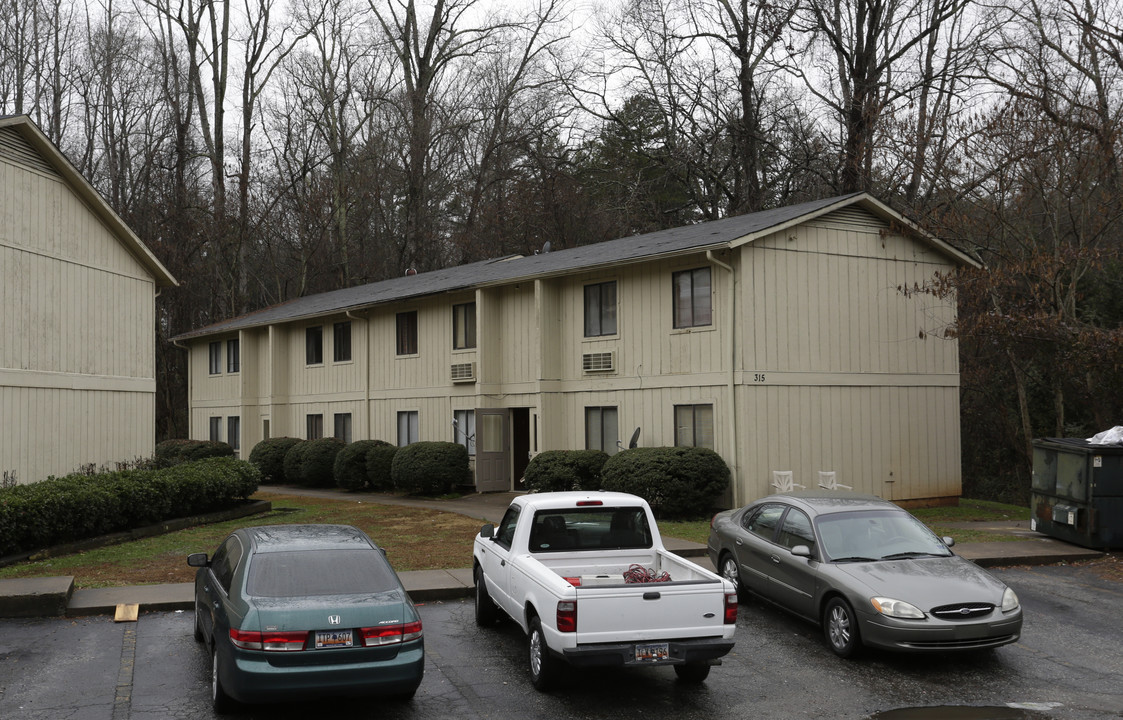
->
[453,302,476,349]
[306,326,323,365]
[333,321,352,362]
[208,342,222,374]
[672,267,712,328]
[397,311,418,355]
[584,281,617,337]
[226,339,240,373]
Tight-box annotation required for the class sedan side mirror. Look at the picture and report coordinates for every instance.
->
[942,536,955,548]
[791,545,812,558]
[480,523,495,539]
[187,552,209,568]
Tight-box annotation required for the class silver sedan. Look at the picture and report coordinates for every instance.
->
[708,491,1022,658]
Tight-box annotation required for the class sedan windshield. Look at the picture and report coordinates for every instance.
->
[248,549,399,597]
[815,510,953,562]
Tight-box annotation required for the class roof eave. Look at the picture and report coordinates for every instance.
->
[0,115,179,288]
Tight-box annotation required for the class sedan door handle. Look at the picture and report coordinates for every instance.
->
[735,539,743,546]
[770,554,781,564]
[500,560,506,567]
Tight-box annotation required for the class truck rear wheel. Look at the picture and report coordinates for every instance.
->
[674,662,711,683]
[475,566,499,626]
[527,616,558,691]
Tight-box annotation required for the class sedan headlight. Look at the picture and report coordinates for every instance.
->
[1001,587,1020,612]
[870,597,926,619]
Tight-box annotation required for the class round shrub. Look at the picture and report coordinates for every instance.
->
[391,441,471,496]
[366,443,399,491]
[599,446,730,519]
[523,450,609,493]
[291,437,345,487]
[283,441,308,484]
[154,439,234,468]
[334,440,391,491]
[249,437,302,483]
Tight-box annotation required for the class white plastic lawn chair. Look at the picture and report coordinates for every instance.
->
[817,471,852,490]
[771,471,805,493]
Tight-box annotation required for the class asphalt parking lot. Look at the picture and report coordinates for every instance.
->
[1,561,1121,720]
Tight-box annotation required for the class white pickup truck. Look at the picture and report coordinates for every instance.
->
[472,491,737,689]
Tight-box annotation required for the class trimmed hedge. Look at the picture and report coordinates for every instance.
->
[249,437,302,483]
[599,447,730,519]
[523,450,609,493]
[0,457,260,556]
[285,437,345,487]
[154,439,234,468]
[334,440,392,491]
[366,443,399,491]
[391,442,471,496]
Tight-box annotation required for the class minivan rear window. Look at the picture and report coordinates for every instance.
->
[248,549,398,597]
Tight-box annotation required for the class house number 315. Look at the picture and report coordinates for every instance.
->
[753,373,766,382]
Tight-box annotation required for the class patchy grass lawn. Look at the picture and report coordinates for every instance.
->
[0,494,1036,589]
[0,492,486,589]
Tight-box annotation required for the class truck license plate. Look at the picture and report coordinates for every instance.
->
[635,643,669,662]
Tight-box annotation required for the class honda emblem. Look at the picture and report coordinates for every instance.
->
[328,615,341,625]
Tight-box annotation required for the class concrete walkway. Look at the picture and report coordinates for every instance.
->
[0,488,1107,618]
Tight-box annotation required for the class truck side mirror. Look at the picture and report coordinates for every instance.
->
[187,552,209,567]
[480,523,495,539]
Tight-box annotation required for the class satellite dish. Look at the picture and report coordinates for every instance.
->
[628,427,641,449]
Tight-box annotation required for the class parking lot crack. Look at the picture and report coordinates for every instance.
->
[111,624,136,720]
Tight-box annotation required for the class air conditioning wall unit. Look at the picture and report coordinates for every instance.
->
[582,351,615,373]
[451,362,476,383]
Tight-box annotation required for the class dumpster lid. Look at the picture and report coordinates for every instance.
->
[1033,437,1123,455]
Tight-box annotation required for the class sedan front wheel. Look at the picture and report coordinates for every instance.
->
[823,597,862,659]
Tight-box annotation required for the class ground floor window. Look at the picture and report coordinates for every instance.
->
[334,413,352,444]
[453,409,476,455]
[306,413,324,440]
[398,411,419,446]
[209,416,222,442]
[227,416,240,451]
[674,404,714,449]
[585,406,619,454]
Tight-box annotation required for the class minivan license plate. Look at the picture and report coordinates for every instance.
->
[315,630,354,649]
[635,642,669,662]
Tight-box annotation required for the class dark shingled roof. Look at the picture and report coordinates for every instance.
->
[172,192,927,341]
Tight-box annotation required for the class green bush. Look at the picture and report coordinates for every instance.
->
[249,437,302,483]
[523,450,609,492]
[391,442,471,496]
[282,441,308,484]
[599,447,730,519]
[288,437,345,487]
[366,443,399,491]
[334,440,391,491]
[154,439,234,468]
[0,458,260,556]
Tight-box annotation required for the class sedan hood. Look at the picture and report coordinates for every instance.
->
[245,588,411,632]
[832,556,1007,609]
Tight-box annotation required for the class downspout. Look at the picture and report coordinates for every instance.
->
[347,310,369,440]
[707,250,739,507]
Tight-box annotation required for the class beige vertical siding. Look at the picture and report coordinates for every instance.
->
[184,204,964,504]
[0,154,158,483]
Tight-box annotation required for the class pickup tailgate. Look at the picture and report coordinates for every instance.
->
[575,580,728,643]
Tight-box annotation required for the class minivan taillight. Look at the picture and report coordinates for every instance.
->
[229,628,308,651]
[557,601,577,632]
[360,620,423,646]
